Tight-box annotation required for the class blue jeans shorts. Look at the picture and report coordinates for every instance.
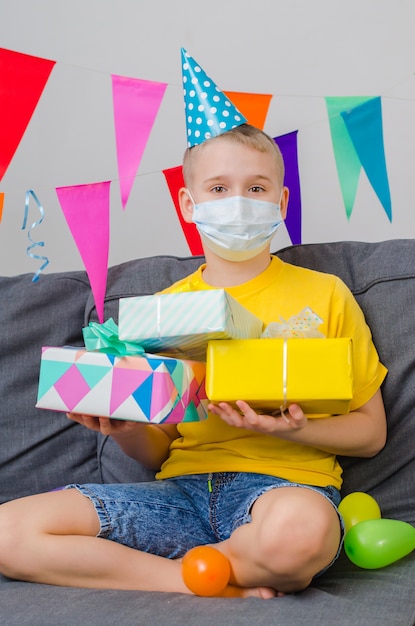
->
[67,472,344,576]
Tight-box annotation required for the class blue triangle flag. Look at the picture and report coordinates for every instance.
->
[341,97,392,222]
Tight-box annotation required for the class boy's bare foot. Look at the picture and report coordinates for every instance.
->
[220,584,285,599]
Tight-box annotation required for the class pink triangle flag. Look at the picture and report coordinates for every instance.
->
[111,75,167,209]
[56,181,111,323]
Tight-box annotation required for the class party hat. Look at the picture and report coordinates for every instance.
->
[181,48,247,147]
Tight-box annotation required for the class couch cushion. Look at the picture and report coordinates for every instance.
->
[1,241,414,625]
[0,270,101,502]
[1,551,414,626]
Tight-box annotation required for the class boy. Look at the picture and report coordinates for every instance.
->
[0,124,387,599]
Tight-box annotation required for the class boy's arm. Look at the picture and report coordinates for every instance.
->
[208,388,386,458]
[67,413,179,470]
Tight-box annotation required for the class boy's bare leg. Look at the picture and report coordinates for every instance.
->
[0,489,275,598]
[215,486,341,595]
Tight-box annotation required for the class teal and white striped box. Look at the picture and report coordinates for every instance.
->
[118,290,264,361]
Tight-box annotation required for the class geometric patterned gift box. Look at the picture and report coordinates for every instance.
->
[118,289,264,361]
[36,347,208,423]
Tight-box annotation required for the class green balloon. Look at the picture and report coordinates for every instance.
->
[338,492,381,534]
[344,518,415,569]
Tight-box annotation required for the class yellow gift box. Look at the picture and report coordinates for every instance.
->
[206,338,353,415]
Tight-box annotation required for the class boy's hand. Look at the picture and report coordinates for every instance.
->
[67,412,178,469]
[67,412,144,437]
[208,400,307,435]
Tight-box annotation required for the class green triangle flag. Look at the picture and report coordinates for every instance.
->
[326,96,372,219]
[326,96,392,222]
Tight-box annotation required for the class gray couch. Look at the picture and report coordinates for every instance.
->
[1,239,415,626]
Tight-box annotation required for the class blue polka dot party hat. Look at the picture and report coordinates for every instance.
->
[181,48,248,147]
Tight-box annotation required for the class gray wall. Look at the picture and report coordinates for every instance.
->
[0,0,414,276]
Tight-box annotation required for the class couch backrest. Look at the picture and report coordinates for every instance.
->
[91,240,415,524]
[0,270,99,501]
[1,240,414,524]
[275,240,415,523]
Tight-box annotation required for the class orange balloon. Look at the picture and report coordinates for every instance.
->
[182,546,231,596]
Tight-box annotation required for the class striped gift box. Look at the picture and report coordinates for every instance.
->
[118,290,264,361]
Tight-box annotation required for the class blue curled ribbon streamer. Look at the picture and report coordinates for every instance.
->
[21,190,50,282]
[83,318,145,356]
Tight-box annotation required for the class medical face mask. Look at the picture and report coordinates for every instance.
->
[190,194,284,262]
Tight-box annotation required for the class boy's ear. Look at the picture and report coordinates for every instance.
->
[178,187,194,224]
[280,186,289,220]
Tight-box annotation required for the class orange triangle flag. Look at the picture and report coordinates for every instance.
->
[224,92,272,130]
[0,192,4,223]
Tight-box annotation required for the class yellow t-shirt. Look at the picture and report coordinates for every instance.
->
[156,256,387,489]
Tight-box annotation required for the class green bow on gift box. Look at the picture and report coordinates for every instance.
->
[82,318,145,356]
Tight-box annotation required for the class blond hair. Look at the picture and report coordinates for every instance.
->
[182,124,285,187]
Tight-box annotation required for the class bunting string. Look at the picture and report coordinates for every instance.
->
[0,46,413,316]
[5,49,413,101]
[0,46,413,197]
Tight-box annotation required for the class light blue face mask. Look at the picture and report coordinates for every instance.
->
[191,194,283,262]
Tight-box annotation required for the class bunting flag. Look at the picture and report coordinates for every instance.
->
[163,92,273,255]
[224,92,272,130]
[341,97,392,221]
[326,96,392,221]
[274,131,302,245]
[0,45,397,272]
[162,166,203,256]
[111,75,167,209]
[0,48,56,182]
[0,193,4,223]
[56,182,111,323]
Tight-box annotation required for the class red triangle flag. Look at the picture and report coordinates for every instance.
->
[56,182,111,323]
[0,48,56,182]
[162,166,203,256]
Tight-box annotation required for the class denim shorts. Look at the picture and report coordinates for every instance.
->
[68,472,344,576]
